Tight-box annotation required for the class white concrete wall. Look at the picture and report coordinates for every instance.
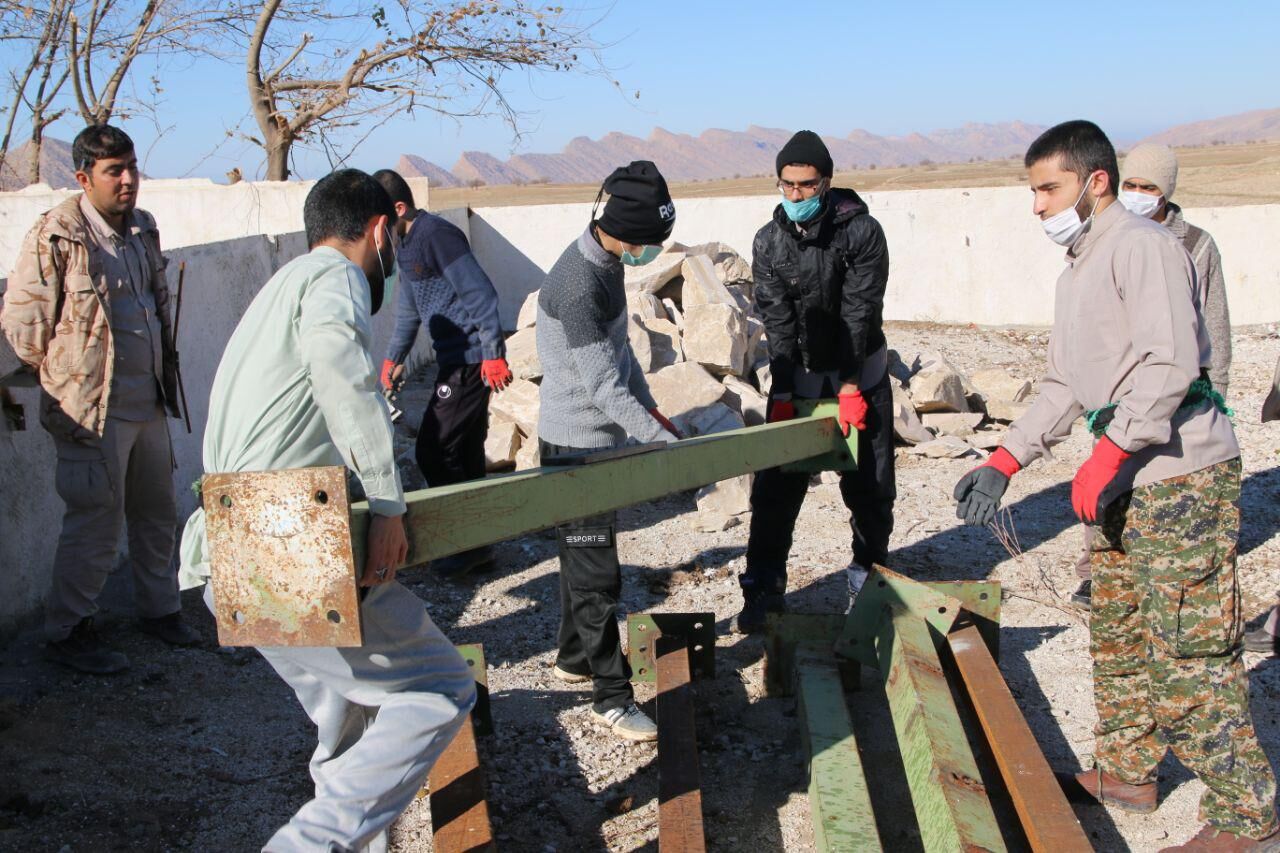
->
[0,176,432,279]
[466,187,1280,329]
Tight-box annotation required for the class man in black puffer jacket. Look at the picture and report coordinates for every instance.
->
[734,130,897,634]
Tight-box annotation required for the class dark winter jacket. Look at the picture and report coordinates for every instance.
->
[385,210,505,367]
[751,188,889,396]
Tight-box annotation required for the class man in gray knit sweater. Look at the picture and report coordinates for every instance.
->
[536,161,680,741]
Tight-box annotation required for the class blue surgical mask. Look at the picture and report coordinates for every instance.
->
[781,193,823,223]
[621,245,663,266]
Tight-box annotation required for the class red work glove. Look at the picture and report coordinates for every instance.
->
[480,358,513,392]
[649,408,682,439]
[379,359,397,391]
[1071,436,1131,523]
[837,389,868,436]
[767,398,796,423]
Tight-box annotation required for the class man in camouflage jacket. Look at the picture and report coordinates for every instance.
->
[1,124,197,674]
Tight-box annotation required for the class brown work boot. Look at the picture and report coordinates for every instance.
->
[1056,767,1157,814]
[1159,824,1280,852]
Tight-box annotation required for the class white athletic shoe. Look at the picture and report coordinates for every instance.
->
[590,703,658,742]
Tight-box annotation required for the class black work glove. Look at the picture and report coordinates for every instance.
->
[953,448,1021,527]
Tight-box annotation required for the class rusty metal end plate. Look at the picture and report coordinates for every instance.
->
[203,466,361,647]
[627,612,715,683]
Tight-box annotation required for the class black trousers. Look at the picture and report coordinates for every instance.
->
[415,363,490,488]
[539,439,633,713]
[742,375,897,596]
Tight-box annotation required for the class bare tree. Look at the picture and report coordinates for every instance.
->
[244,0,602,180]
[68,0,242,126]
[0,1,72,183]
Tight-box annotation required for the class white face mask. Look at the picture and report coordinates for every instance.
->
[1041,173,1102,247]
[1119,189,1162,219]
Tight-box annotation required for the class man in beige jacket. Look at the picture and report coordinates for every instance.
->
[1,124,196,674]
[953,120,1275,851]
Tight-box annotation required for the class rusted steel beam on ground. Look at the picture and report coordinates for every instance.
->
[656,635,706,853]
[429,643,495,852]
[428,715,495,853]
[948,625,1091,853]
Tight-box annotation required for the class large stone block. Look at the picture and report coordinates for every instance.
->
[908,435,981,459]
[646,362,726,419]
[624,251,685,294]
[489,378,541,437]
[484,420,522,471]
[921,412,985,437]
[684,241,753,285]
[722,375,767,426]
[680,255,735,307]
[662,298,684,330]
[683,302,748,376]
[515,438,541,471]
[681,401,744,438]
[516,290,539,329]
[969,367,1032,403]
[985,399,1031,423]
[743,317,766,376]
[691,475,752,532]
[627,291,664,322]
[891,381,933,445]
[642,318,683,371]
[505,327,541,381]
[909,363,970,413]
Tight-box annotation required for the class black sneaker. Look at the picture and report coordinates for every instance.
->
[1071,579,1092,611]
[432,546,497,580]
[139,612,201,646]
[46,618,129,675]
[1244,626,1280,656]
[732,592,786,635]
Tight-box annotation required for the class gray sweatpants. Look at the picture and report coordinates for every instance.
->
[47,414,178,640]
[204,582,476,852]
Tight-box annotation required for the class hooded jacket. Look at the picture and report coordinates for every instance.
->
[751,188,889,396]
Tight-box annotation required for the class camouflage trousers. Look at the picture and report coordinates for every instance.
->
[1090,457,1277,837]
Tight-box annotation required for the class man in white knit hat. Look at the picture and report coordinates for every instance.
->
[1071,142,1235,612]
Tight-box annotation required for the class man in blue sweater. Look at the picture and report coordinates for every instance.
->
[375,169,511,578]
[536,161,681,741]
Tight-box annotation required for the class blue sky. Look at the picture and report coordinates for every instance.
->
[39,0,1280,180]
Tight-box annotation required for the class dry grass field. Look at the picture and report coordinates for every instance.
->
[428,140,1280,210]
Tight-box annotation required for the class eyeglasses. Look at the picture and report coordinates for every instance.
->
[777,177,825,194]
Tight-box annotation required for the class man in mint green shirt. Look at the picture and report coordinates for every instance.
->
[179,170,475,852]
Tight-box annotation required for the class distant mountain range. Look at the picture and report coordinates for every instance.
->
[4,107,1278,192]
[399,121,1050,188]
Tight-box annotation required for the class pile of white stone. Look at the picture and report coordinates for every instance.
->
[485,241,768,532]
[483,240,1038,531]
[888,350,1034,458]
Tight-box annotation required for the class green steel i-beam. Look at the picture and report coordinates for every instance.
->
[353,416,852,569]
[203,414,852,646]
[796,651,882,852]
[877,607,1005,853]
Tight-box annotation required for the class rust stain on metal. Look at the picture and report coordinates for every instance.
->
[203,466,362,647]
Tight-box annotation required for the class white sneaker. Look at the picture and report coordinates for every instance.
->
[590,703,658,742]
[845,563,869,613]
[551,664,590,684]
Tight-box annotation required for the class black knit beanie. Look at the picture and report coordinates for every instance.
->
[596,161,676,245]
[776,130,833,178]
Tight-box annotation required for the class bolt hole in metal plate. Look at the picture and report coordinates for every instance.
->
[203,466,362,647]
[627,612,716,682]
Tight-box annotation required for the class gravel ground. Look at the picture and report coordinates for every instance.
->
[2,321,1280,852]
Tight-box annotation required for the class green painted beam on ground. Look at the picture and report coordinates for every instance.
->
[351,417,846,569]
[877,607,1006,853]
[837,565,1001,667]
[796,651,882,852]
[764,613,860,697]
